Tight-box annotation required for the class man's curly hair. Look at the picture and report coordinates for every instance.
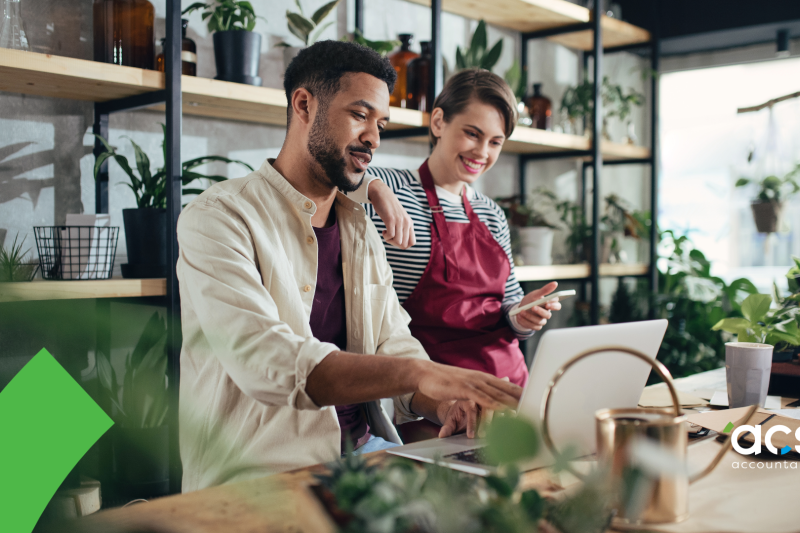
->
[283,40,397,124]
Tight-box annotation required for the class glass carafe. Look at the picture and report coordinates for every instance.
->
[0,0,30,51]
[388,34,419,108]
[93,0,155,70]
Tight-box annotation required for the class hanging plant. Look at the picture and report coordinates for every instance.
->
[736,163,800,233]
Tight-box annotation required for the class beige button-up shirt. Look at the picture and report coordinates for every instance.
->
[176,159,428,492]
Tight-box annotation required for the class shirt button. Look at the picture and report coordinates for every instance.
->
[304,284,312,292]
[304,201,312,209]
[306,236,314,244]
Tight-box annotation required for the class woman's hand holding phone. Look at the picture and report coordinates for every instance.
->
[512,281,567,331]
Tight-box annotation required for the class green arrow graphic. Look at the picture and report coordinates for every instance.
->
[0,348,113,533]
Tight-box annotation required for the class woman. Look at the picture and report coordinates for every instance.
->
[355,68,561,389]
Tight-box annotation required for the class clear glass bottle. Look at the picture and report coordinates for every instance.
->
[388,34,419,108]
[0,0,30,51]
[93,0,155,70]
[155,19,196,76]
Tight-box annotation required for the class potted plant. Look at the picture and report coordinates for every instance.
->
[182,0,265,86]
[94,125,254,278]
[712,292,800,361]
[455,19,504,72]
[496,190,558,266]
[96,312,170,498]
[602,194,648,263]
[0,234,38,282]
[735,163,800,233]
[277,0,340,72]
[560,76,642,140]
[603,81,644,145]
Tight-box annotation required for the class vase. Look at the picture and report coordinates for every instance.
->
[524,83,552,131]
[213,30,262,86]
[750,200,783,233]
[121,208,166,279]
[406,41,432,112]
[518,227,554,266]
[93,0,155,70]
[623,120,637,145]
[388,34,419,108]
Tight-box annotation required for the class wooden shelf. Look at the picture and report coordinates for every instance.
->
[515,263,648,281]
[0,49,428,130]
[405,0,650,50]
[0,278,167,303]
[386,125,651,160]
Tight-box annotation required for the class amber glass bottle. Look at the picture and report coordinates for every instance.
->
[93,0,155,70]
[406,41,432,112]
[525,83,552,130]
[156,19,197,76]
[388,34,419,108]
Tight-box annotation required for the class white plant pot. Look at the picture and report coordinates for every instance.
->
[518,227,554,266]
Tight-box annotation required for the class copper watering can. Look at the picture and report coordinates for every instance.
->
[540,346,758,526]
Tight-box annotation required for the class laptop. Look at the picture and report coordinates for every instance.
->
[388,320,669,476]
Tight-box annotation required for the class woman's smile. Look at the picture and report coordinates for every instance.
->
[459,156,485,174]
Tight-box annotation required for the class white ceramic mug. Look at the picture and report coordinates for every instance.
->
[725,342,773,408]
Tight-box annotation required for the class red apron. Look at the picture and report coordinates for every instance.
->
[402,160,528,387]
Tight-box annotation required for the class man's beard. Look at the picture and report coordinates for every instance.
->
[307,106,367,193]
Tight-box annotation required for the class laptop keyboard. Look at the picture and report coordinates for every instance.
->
[443,447,496,465]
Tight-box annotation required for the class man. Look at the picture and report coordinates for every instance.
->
[176,40,522,492]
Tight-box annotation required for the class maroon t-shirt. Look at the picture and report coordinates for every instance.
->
[309,208,369,451]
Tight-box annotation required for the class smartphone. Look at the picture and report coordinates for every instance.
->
[508,289,577,317]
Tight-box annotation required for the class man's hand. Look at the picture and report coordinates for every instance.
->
[515,281,562,331]
[437,400,480,438]
[368,179,416,249]
[414,360,522,413]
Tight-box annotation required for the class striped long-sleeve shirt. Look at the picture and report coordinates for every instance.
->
[351,166,534,340]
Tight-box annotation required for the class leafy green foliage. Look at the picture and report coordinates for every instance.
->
[314,416,626,533]
[278,0,340,47]
[455,20,503,71]
[652,231,758,378]
[735,163,800,203]
[182,0,262,32]
[712,289,800,349]
[0,234,37,282]
[349,29,400,57]
[93,125,254,209]
[503,61,527,102]
[96,312,169,428]
[561,76,644,123]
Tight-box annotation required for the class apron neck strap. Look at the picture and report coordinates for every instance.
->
[418,160,460,282]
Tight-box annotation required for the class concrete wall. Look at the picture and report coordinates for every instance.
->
[0,0,649,365]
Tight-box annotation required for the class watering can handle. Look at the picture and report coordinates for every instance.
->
[540,345,683,481]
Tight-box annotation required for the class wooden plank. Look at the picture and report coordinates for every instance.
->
[404,0,649,49]
[406,0,588,33]
[0,48,162,102]
[0,278,167,302]
[599,140,651,161]
[548,16,651,51]
[515,263,648,281]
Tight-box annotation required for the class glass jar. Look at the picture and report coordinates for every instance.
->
[93,0,155,70]
[156,19,196,76]
[524,83,552,131]
[406,41,432,112]
[388,34,419,108]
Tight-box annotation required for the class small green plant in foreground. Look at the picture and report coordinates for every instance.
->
[0,234,37,282]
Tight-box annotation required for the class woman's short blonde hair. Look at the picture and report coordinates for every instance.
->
[429,68,519,146]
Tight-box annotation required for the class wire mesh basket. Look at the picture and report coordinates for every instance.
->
[33,226,119,280]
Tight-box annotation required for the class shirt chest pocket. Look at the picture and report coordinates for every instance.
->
[363,284,390,352]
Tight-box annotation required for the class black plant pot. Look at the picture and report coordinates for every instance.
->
[112,425,169,499]
[213,30,262,86]
[121,208,166,279]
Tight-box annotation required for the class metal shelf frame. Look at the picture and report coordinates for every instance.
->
[91,0,183,495]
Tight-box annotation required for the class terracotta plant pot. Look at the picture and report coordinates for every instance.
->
[750,201,783,233]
